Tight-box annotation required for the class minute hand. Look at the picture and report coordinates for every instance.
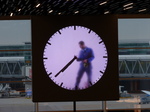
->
[55,56,77,77]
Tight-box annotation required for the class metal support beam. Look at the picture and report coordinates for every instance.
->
[35,102,39,112]
[119,59,150,77]
[102,101,107,112]
[0,61,25,76]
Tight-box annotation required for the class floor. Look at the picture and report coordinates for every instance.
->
[0,95,150,112]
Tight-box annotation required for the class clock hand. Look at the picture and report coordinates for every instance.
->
[55,56,77,77]
[61,56,77,72]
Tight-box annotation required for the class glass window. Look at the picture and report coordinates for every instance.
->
[0,20,32,112]
[112,18,150,110]
[1,17,150,112]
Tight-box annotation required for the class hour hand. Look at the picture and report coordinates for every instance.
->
[55,56,77,77]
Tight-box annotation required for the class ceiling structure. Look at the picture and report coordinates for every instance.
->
[0,0,150,16]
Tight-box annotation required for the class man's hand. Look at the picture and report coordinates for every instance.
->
[83,59,87,63]
[74,55,77,59]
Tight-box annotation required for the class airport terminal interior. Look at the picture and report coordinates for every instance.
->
[1,0,150,112]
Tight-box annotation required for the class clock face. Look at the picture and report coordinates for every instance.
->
[43,26,108,90]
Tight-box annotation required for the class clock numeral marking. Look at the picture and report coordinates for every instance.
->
[43,57,48,59]
[74,26,76,30]
[60,82,63,87]
[103,56,108,58]
[88,29,91,33]
[48,72,52,75]
[100,71,104,74]
[58,30,61,34]
[47,42,51,45]
[99,41,103,44]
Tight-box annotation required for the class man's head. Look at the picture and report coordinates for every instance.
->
[79,41,85,49]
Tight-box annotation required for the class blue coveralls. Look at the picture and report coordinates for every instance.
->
[75,47,94,89]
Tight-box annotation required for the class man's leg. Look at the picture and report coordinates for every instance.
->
[75,67,84,90]
[86,66,92,87]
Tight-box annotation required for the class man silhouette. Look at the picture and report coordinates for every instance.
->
[75,41,94,90]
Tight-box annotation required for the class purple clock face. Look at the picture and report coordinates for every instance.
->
[43,26,108,90]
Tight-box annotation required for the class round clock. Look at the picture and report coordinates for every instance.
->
[43,25,108,90]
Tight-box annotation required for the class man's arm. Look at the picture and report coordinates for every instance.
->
[77,51,83,61]
[87,48,94,62]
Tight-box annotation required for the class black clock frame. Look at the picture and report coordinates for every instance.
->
[32,15,119,102]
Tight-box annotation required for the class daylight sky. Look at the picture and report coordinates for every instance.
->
[0,19,150,45]
[0,20,31,45]
[118,19,150,43]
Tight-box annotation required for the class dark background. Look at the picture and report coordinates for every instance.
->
[32,15,119,102]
